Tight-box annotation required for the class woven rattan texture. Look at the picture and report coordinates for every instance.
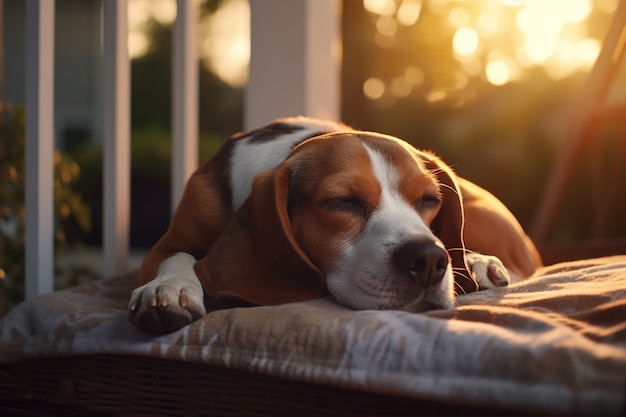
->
[0,355,522,417]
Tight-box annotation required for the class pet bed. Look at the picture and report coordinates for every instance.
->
[1,256,625,416]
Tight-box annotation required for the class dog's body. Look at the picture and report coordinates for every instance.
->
[129,117,542,333]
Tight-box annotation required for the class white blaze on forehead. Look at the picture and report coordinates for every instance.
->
[325,141,452,311]
[361,143,436,240]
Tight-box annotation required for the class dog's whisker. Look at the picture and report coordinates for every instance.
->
[452,268,476,279]
[452,280,467,295]
[446,247,466,253]
[439,182,460,197]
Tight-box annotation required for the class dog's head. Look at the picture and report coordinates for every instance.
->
[194,132,477,311]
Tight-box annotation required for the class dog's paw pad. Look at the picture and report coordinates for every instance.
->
[128,281,206,334]
[466,252,510,290]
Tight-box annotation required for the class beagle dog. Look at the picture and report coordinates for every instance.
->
[129,117,542,333]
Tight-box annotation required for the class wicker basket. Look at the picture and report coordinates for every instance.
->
[0,355,518,417]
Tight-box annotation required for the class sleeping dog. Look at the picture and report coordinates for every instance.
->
[129,117,542,333]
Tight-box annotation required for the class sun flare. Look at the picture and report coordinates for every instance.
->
[363,0,615,98]
[128,0,250,88]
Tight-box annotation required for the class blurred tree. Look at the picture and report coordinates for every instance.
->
[72,9,244,250]
[131,17,243,137]
[0,103,92,316]
[341,0,613,228]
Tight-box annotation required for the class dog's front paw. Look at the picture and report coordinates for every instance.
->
[129,253,206,333]
[465,252,510,290]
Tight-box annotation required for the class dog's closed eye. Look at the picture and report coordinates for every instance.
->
[323,197,368,216]
[416,193,442,213]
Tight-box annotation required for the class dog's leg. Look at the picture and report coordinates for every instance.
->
[465,252,516,290]
[128,252,206,333]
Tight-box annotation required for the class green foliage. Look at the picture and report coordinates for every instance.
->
[0,104,26,313]
[131,125,224,182]
[67,125,224,249]
[130,17,242,137]
[0,103,92,316]
[73,125,224,189]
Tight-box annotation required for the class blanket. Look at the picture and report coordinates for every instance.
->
[1,256,626,415]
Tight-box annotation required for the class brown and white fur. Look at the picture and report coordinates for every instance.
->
[129,117,541,333]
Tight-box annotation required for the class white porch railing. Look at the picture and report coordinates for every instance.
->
[25,0,55,299]
[102,0,131,280]
[23,0,340,299]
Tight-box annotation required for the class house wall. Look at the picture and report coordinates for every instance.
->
[2,0,103,150]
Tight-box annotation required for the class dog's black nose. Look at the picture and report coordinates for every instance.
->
[393,240,449,286]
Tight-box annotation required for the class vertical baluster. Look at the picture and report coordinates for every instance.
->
[246,0,341,129]
[172,0,199,212]
[25,0,55,299]
[103,0,130,278]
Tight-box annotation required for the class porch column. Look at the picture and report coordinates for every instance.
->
[245,0,341,129]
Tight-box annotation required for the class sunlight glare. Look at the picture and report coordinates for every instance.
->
[201,0,250,88]
[362,0,606,98]
[486,59,511,86]
[563,0,592,23]
[477,10,500,36]
[364,0,397,16]
[397,0,422,26]
[128,31,150,58]
[577,38,601,69]
[448,7,471,28]
[363,77,386,100]
[128,0,176,59]
[523,35,559,64]
[427,0,449,16]
[151,0,177,25]
[597,0,618,14]
[549,41,578,79]
[453,26,480,57]
[516,9,559,63]
[516,0,592,65]
[358,0,608,103]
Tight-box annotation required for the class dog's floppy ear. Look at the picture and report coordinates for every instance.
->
[421,153,478,294]
[193,165,326,305]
